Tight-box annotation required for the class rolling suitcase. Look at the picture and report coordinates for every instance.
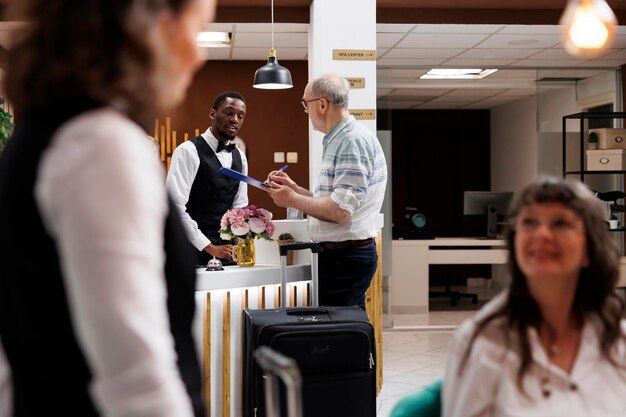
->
[242,242,376,417]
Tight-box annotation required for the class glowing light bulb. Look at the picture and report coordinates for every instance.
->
[560,0,617,57]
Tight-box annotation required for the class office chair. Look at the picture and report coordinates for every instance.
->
[429,283,478,306]
[428,285,478,306]
[390,379,442,417]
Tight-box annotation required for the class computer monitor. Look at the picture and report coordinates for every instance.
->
[463,191,513,239]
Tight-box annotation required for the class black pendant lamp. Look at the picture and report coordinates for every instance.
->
[253,0,293,89]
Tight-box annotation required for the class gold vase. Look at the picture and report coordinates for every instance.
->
[234,237,256,267]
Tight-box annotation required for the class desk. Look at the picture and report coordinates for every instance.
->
[391,238,508,313]
[195,230,384,417]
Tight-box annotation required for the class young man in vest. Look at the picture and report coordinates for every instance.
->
[167,91,248,265]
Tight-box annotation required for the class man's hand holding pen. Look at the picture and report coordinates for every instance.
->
[266,168,298,207]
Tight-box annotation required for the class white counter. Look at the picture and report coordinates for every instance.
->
[196,264,311,291]
[391,238,626,314]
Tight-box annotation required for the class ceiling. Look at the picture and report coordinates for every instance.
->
[199,21,626,109]
[2,1,626,109]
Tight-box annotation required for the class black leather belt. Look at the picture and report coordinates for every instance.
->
[318,237,375,252]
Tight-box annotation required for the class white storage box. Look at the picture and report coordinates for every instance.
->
[589,128,626,149]
[586,149,626,170]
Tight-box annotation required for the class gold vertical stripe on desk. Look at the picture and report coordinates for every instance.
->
[365,231,383,394]
[258,286,265,309]
[303,282,310,306]
[203,292,211,415]
[222,291,231,417]
[274,286,281,308]
[289,284,297,307]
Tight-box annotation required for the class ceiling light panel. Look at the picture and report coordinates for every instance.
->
[420,68,497,79]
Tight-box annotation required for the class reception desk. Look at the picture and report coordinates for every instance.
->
[391,238,507,314]
[195,219,384,417]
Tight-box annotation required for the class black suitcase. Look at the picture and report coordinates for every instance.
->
[242,242,376,417]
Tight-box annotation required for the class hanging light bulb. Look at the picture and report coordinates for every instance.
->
[560,0,618,58]
[253,0,293,89]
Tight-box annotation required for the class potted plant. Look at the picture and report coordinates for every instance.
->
[587,131,599,150]
[609,213,619,230]
[277,232,295,265]
[0,98,14,154]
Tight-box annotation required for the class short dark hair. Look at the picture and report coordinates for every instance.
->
[461,177,624,386]
[5,0,194,128]
[212,91,245,110]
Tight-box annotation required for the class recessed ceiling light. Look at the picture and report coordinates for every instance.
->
[196,32,231,47]
[508,39,539,46]
[420,69,498,80]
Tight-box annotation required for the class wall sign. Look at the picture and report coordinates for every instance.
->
[349,109,376,120]
[333,49,376,60]
[345,77,365,88]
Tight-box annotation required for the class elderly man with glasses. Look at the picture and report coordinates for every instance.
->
[266,73,387,309]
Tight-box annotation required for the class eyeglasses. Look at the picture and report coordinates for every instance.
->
[301,97,325,111]
[514,216,584,236]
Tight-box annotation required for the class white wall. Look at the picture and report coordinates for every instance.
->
[491,95,538,195]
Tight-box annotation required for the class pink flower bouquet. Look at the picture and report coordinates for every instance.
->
[219,205,276,241]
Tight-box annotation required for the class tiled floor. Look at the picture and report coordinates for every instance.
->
[377,285,499,417]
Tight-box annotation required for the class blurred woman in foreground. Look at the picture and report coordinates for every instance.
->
[444,177,626,416]
[0,0,215,415]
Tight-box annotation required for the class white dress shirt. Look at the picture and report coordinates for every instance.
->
[443,291,626,417]
[0,108,195,417]
[165,127,248,251]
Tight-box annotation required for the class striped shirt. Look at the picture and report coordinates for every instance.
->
[308,115,387,242]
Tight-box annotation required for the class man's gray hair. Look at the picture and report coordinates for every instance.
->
[310,74,350,109]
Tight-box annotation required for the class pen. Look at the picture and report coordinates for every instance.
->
[278,165,288,172]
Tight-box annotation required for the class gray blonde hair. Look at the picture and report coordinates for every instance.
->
[310,74,350,109]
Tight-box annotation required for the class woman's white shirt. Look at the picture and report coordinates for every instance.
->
[32,108,194,417]
[443,291,626,417]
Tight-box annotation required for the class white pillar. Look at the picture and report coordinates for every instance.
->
[308,0,377,189]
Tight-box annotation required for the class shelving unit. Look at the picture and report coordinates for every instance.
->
[562,112,626,179]
[562,112,626,232]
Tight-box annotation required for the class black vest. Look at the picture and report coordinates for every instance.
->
[0,105,204,417]
[186,135,242,246]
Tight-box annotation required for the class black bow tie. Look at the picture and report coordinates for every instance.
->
[216,142,236,153]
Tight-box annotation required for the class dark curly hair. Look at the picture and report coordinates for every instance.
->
[212,91,245,110]
[461,177,624,386]
[5,0,193,129]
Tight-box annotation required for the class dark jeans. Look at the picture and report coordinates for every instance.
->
[318,242,377,309]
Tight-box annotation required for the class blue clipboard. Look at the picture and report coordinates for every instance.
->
[217,167,271,190]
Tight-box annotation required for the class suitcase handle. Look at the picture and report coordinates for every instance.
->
[254,346,303,417]
[279,241,319,256]
[286,307,328,316]
[280,242,319,307]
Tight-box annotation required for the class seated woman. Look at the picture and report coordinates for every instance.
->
[443,177,626,416]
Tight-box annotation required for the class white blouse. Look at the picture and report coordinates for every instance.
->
[443,292,626,417]
[0,108,195,417]
[165,127,248,251]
